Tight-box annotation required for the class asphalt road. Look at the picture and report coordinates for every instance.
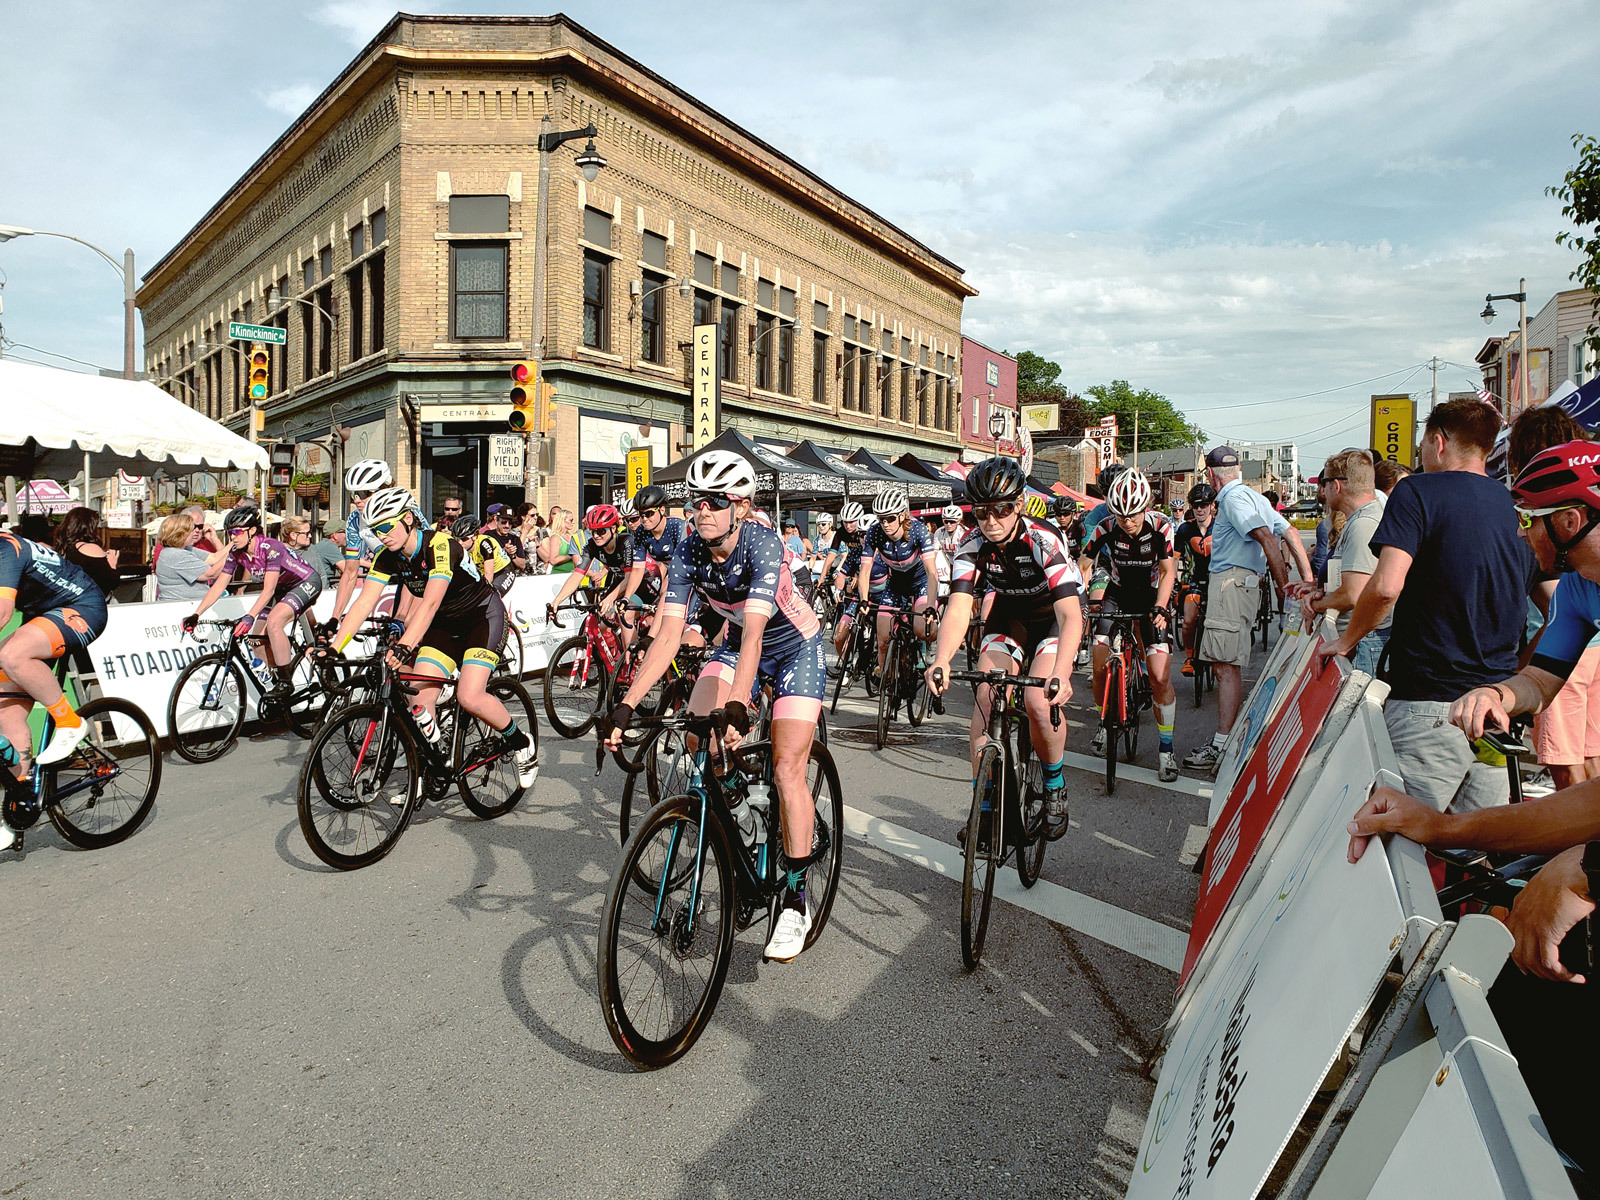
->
[1,619,1289,1199]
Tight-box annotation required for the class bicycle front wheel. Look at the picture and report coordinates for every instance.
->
[542,635,606,739]
[1014,736,1047,889]
[875,638,899,750]
[46,698,162,848]
[297,703,421,870]
[829,625,855,715]
[961,744,1002,971]
[598,793,737,1069]
[457,678,540,819]
[167,651,247,763]
[1103,657,1123,795]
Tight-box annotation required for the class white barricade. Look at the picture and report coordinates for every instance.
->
[87,574,571,738]
[1207,613,1315,827]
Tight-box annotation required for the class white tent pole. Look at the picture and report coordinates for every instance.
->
[3,476,15,525]
[83,451,92,514]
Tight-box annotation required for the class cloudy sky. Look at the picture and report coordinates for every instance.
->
[2,0,1595,466]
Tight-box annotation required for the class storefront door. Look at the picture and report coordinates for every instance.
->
[581,467,619,516]
[424,439,479,525]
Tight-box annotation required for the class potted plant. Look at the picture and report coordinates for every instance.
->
[214,488,240,509]
[292,471,329,500]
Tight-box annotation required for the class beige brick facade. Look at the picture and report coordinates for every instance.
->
[138,14,972,520]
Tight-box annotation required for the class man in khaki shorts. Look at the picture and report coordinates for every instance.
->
[1184,445,1312,770]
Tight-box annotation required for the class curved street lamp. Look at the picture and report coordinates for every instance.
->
[0,223,137,379]
[1481,278,1529,415]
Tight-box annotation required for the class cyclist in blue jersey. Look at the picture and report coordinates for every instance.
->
[601,449,826,962]
[0,530,110,817]
[331,459,426,620]
[857,486,939,681]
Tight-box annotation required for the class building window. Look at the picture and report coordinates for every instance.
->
[694,252,715,287]
[859,350,872,412]
[368,252,385,351]
[347,265,365,361]
[758,278,775,309]
[918,371,930,426]
[319,246,333,281]
[303,258,316,292]
[814,300,829,330]
[370,208,386,245]
[452,195,510,234]
[640,269,665,364]
[755,313,775,391]
[844,315,857,340]
[777,322,794,395]
[841,348,855,412]
[582,251,610,350]
[642,230,668,270]
[720,262,740,297]
[451,244,508,341]
[882,328,894,355]
[813,331,827,405]
[582,206,612,248]
[694,290,714,329]
[899,363,912,422]
[350,224,365,260]
[880,357,893,417]
[719,302,739,382]
[301,304,314,380]
[779,287,796,320]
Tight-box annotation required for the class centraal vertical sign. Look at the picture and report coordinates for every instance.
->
[692,323,719,451]
[1369,395,1415,467]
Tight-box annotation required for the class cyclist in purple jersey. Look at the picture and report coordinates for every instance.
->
[601,449,826,962]
[183,506,322,701]
[858,487,940,681]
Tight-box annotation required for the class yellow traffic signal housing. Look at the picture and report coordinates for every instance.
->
[541,380,558,431]
[509,360,538,432]
[248,345,270,401]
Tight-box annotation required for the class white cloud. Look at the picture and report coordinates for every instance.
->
[310,0,400,47]
[259,83,319,118]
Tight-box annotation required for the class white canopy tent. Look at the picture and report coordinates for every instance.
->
[0,359,269,517]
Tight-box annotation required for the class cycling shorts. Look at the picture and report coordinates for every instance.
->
[1092,593,1170,654]
[979,600,1060,666]
[416,591,507,675]
[883,573,930,608]
[271,574,322,617]
[19,595,109,659]
[1088,568,1110,594]
[840,582,887,623]
[704,632,826,721]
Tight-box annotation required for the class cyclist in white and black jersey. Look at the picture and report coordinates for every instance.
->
[331,458,427,621]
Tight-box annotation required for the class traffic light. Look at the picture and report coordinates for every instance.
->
[248,345,270,402]
[509,360,538,432]
[542,380,558,431]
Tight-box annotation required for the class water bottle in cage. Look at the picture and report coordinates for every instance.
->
[411,704,441,745]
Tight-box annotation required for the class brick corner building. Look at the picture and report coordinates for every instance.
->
[138,14,976,522]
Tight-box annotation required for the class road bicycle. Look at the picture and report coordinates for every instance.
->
[597,708,843,1069]
[872,599,932,749]
[1250,575,1278,648]
[937,667,1059,970]
[542,600,638,739]
[1184,583,1216,707]
[1097,609,1156,795]
[168,614,335,762]
[828,600,879,713]
[296,630,540,870]
[2,657,162,853]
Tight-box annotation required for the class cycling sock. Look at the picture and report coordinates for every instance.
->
[1157,703,1175,751]
[1042,760,1064,789]
[497,717,517,735]
[782,851,816,909]
[0,734,16,771]
[45,696,80,730]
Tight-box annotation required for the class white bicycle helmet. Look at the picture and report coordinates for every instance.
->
[1106,469,1154,518]
[873,486,909,517]
[617,496,637,518]
[839,501,865,523]
[941,503,963,521]
[816,513,834,529]
[344,458,392,496]
[364,485,414,525]
[685,448,758,499]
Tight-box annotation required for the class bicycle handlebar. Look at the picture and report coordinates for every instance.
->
[933,668,1063,728]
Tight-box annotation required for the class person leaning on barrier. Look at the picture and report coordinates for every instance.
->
[1314,398,1538,813]
[1300,449,1390,677]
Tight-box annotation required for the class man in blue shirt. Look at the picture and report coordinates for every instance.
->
[1316,397,1535,811]
[1184,446,1313,770]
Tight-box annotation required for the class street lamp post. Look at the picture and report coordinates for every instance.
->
[1481,279,1529,417]
[529,116,605,500]
[988,405,1007,453]
[0,224,136,379]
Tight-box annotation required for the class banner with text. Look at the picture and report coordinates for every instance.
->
[692,323,719,450]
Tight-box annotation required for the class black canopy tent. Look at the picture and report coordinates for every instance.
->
[845,447,953,504]
[634,428,845,521]
[893,452,966,503]
[784,440,892,501]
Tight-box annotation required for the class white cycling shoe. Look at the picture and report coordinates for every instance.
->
[1089,727,1107,756]
[1159,751,1178,782]
[764,903,812,962]
[36,721,89,766]
[0,823,14,852]
[516,747,539,788]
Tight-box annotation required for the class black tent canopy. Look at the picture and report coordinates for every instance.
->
[636,427,845,507]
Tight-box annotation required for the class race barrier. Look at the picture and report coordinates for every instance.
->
[1128,624,1576,1199]
[84,575,570,738]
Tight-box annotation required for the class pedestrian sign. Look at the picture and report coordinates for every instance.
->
[229,321,286,345]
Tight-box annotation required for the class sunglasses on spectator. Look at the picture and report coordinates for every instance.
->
[689,494,735,512]
[973,502,1016,522]
[1516,504,1583,530]
[443,504,461,512]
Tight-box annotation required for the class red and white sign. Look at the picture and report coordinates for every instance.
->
[1085,416,1119,471]
[1181,652,1343,987]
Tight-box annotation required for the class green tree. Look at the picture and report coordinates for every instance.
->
[1083,380,1195,454]
[1007,350,1093,436]
[1550,132,1600,354]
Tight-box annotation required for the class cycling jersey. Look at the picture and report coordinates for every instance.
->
[632,516,685,601]
[1176,518,1213,589]
[367,529,493,627]
[577,530,635,581]
[949,518,1081,609]
[469,532,511,578]
[221,536,316,590]
[1532,571,1600,679]
[0,532,109,655]
[1080,513,1177,602]
[661,521,820,657]
[343,498,428,566]
[861,519,933,581]
[933,524,965,555]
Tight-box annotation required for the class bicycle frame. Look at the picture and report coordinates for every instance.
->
[1098,612,1153,725]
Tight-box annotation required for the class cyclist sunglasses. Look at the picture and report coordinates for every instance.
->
[689,493,736,512]
[973,502,1017,522]
[368,518,402,537]
[1516,504,1581,530]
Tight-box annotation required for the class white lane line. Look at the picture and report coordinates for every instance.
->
[842,804,1187,972]
[1020,989,1052,1017]
[1068,1029,1101,1058]
[1093,830,1155,859]
[1178,823,1209,867]
[1060,751,1213,799]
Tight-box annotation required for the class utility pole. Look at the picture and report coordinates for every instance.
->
[1133,410,1140,464]
[1430,356,1439,412]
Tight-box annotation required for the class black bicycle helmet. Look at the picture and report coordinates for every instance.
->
[1187,482,1217,507]
[449,514,479,541]
[633,483,668,512]
[1050,495,1079,520]
[222,506,261,533]
[964,456,1027,504]
[1094,462,1129,498]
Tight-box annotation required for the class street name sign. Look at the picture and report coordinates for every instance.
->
[229,321,286,345]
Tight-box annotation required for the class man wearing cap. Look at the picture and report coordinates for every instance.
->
[1184,445,1313,771]
[486,504,528,573]
[303,519,348,587]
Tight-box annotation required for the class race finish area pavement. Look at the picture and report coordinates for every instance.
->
[1,619,1290,1199]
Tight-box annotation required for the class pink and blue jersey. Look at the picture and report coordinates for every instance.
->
[661,521,820,655]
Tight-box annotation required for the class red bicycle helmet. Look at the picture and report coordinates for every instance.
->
[1511,440,1600,513]
[584,504,621,532]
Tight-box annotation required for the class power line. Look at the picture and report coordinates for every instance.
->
[1184,363,1430,417]
[1205,364,1431,446]
[1,338,111,374]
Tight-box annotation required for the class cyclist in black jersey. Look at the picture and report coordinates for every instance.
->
[329,486,532,779]
[1176,482,1216,678]
[927,457,1084,833]
[545,505,642,649]
[1079,470,1180,781]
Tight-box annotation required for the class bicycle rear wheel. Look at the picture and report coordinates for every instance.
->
[829,624,855,715]
[167,651,247,764]
[45,698,162,848]
[1103,657,1123,795]
[457,678,539,819]
[598,793,736,1069]
[961,744,1002,971]
[297,703,421,870]
[875,637,899,749]
[542,635,606,739]
[905,642,930,728]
